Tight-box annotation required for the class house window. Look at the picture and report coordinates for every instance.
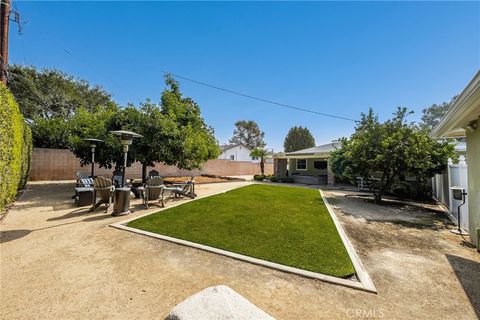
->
[230,155,235,160]
[252,156,258,161]
[314,161,327,170]
[296,159,307,170]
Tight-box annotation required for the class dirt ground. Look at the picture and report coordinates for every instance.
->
[1,182,479,319]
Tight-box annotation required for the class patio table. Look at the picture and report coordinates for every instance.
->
[130,180,144,199]
[74,187,94,206]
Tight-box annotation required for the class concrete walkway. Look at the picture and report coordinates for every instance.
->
[1,182,479,319]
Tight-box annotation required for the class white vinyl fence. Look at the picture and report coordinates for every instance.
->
[432,156,469,231]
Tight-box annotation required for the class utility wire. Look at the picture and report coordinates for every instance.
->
[162,71,358,122]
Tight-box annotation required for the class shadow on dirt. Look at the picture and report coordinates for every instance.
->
[446,254,480,318]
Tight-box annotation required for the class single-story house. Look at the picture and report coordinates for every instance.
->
[273,142,340,185]
[431,70,480,248]
[218,144,260,163]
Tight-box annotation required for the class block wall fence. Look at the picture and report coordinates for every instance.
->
[30,148,272,181]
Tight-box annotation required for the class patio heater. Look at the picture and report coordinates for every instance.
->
[110,130,143,216]
[83,138,103,177]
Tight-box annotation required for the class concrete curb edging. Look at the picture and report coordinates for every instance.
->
[110,185,377,293]
[320,189,377,293]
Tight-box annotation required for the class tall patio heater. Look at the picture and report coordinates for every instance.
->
[83,138,103,177]
[110,130,143,216]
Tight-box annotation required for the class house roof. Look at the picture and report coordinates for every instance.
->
[453,140,467,153]
[431,71,480,138]
[219,143,249,152]
[282,142,341,157]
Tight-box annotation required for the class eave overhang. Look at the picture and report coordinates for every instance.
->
[431,71,480,138]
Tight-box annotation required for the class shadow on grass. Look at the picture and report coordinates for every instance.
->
[446,254,480,318]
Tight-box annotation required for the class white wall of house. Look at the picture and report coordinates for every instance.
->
[218,145,260,163]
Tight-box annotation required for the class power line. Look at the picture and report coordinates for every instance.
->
[162,71,358,122]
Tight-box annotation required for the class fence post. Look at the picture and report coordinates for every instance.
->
[447,158,453,214]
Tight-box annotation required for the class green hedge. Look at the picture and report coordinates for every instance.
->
[253,174,266,181]
[0,82,32,211]
[19,124,32,189]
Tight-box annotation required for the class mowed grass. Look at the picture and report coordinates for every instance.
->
[128,184,355,277]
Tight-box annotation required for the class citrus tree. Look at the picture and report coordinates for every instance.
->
[68,74,220,181]
[331,107,456,202]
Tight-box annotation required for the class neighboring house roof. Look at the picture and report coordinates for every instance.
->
[453,141,467,153]
[431,71,480,138]
[219,143,250,153]
[278,142,341,158]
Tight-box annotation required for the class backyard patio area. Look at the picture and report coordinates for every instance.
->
[1,181,479,319]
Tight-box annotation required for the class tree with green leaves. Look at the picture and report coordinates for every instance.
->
[8,65,116,120]
[7,65,117,148]
[331,107,456,202]
[159,74,220,172]
[250,148,270,176]
[229,120,265,150]
[419,96,457,132]
[68,74,220,181]
[403,128,456,196]
[68,105,124,170]
[283,126,315,152]
[30,117,70,148]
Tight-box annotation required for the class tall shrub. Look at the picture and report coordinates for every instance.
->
[19,124,32,189]
[0,83,32,211]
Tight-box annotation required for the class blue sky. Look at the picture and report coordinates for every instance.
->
[9,1,480,151]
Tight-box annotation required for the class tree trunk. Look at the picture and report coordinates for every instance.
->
[260,157,265,176]
[142,163,147,183]
[375,174,394,203]
[374,175,387,203]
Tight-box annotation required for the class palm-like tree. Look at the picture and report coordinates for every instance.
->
[250,148,270,176]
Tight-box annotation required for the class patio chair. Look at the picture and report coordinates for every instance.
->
[142,176,165,209]
[112,169,123,188]
[148,169,160,178]
[76,170,93,187]
[165,177,196,199]
[90,176,115,212]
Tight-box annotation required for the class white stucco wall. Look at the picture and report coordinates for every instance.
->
[218,145,259,162]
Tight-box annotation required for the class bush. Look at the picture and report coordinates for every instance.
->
[280,176,294,183]
[268,176,293,183]
[269,176,280,182]
[19,125,32,189]
[0,83,32,211]
[389,180,431,201]
[254,174,266,181]
[389,181,414,199]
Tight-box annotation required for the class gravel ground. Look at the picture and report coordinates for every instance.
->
[1,182,479,319]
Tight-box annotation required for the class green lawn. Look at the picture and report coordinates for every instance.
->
[128,184,355,278]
